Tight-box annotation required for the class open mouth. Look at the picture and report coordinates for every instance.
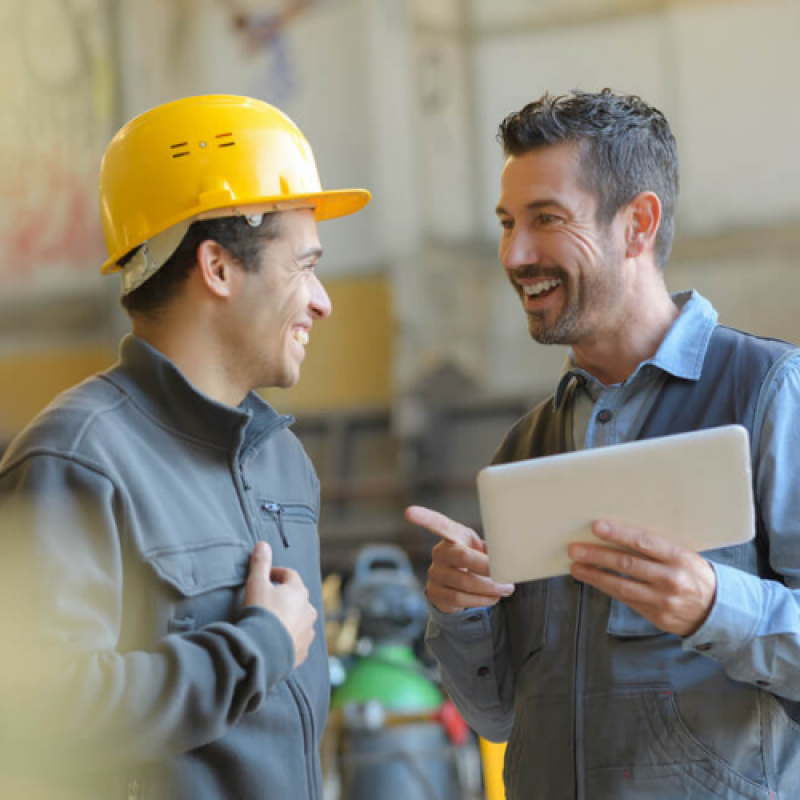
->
[522,278,562,301]
[292,328,309,346]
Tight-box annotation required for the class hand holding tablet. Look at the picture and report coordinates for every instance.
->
[477,425,755,585]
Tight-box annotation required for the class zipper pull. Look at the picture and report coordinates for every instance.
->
[262,502,289,547]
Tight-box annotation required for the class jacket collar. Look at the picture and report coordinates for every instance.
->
[102,335,291,452]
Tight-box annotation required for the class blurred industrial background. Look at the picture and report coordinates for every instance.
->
[1,0,799,797]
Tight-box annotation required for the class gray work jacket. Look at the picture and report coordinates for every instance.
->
[0,335,328,800]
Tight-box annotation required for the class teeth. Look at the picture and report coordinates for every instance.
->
[293,329,309,346]
[523,279,561,297]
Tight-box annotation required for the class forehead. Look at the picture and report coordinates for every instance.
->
[272,207,320,244]
[497,142,594,213]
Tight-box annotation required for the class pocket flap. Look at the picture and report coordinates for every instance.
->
[144,540,249,597]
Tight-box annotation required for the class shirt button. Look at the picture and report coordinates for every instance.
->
[696,642,713,652]
[477,666,490,677]
[597,409,613,424]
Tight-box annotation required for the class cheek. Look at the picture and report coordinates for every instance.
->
[561,229,604,262]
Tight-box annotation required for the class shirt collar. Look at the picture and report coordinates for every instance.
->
[102,334,291,451]
[553,290,719,408]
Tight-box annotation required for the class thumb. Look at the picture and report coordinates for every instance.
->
[250,541,273,576]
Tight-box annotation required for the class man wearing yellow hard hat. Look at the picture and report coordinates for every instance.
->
[0,95,369,799]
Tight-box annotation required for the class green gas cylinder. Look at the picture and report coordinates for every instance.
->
[331,643,442,712]
[331,546,461,800]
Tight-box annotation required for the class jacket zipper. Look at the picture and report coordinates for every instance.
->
[234,413,292,545]
[262,502,288,546]
[260,501,316,548]
[239,461,251,491]
[573,582,587,800]
[287,678,320,800]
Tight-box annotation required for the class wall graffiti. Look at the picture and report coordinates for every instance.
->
[0,0,116,290]
[217,0,325,107]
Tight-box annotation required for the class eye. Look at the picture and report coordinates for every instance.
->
[537,213,561,226]
[498,218,514,231]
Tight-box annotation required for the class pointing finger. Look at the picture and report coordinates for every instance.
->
[406,505,484,551]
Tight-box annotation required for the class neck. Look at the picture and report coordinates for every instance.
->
[571,281,679,386]
[131,311,248,408]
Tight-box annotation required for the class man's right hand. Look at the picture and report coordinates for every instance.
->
[405,505,515,614]
[244,542,317,668]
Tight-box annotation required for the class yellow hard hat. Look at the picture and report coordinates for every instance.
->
[98,94,371,275]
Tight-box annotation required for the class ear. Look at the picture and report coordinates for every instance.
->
[625,191,661,259]
[195,240,237,299]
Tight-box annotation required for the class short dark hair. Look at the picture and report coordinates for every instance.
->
[498,89,679,268]
[120,213,283,318]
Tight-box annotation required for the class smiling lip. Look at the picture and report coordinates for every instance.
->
[292,327,309,346]
[517,277,562,309]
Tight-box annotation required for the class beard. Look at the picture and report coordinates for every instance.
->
[516,252,625,346]
[527,298,581,345]
[510,265,583,345]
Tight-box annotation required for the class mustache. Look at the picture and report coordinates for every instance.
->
[511,265,567,282]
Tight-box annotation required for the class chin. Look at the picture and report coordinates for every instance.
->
[278,366,302,389]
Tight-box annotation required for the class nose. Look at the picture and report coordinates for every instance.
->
[500,227,538,272]
[309,273,332,320]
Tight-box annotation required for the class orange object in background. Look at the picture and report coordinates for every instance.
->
[479,738,506,800]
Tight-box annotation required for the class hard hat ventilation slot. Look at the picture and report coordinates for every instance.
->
[216,132,236,148]
[170,142,191,158]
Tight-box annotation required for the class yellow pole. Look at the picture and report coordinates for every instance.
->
[479,739,507,800]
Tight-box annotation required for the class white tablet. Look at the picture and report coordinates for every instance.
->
[477,424,755,584]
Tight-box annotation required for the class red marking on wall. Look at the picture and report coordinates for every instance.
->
[0,153,104,286]
[219,0,317,51]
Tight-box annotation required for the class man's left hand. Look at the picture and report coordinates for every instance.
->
[568,521,717,637]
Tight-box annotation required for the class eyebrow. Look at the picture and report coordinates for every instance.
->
[299,247,324,261]
[495,199,566,217]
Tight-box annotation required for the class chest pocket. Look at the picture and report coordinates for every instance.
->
[258,499,317,549]
[140,540,250,636]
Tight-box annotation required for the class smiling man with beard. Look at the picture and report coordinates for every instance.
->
[406,89,800,799]
[0,95,369,799]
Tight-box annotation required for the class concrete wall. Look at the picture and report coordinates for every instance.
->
[2,0,798,439]
[0,0,395,439]
[397,0,800,401]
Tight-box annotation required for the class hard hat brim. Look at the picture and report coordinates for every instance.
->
[101,187,371,275]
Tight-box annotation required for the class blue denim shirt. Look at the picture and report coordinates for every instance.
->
[426,290,800,797]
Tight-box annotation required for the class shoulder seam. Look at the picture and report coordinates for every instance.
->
[70,392,130,451]
[0,448,122,490]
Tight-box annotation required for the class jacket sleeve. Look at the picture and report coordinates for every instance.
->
[425,601,515,742]
[0,451,295,771]
[682,354,800,700]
